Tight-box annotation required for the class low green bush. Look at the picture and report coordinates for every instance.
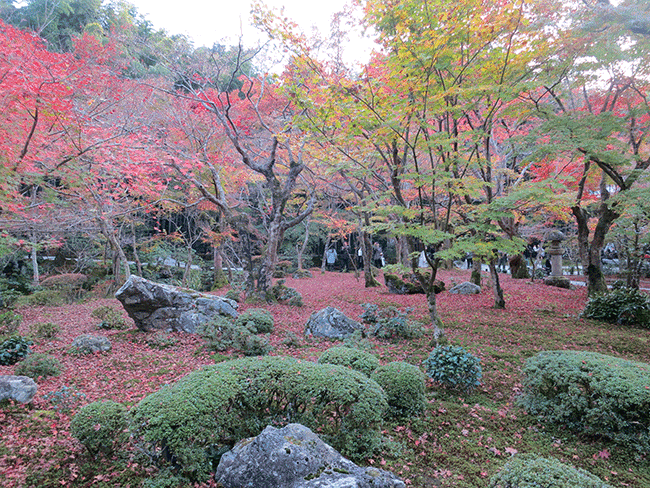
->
[42,385,86,412]
[318,346,380,377]
[235,308,274,333]
[14,289,65,307]
[197,316,271,356]
[423,345,482,393]
[518,350,650,453]
[91,305,128,330]
[488,454,612,488]
[268,280,303,306]
[14,353,61,379]
[0,311,21,337]
[130,356,388,481]
[28,321,60,339]
[146,332,178,349]
[360,303,424,340]
[371,361,427,418]
[70,400,128,457]
[0,336,33,365]
[224,289,241,303]
[582,287,650,328]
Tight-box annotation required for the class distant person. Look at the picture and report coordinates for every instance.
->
[341,242,351,272]
[372,242,383,268]
[325,247,337,271]
[357,247,363,268]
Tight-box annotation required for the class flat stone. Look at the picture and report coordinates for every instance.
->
[448,281,481,295]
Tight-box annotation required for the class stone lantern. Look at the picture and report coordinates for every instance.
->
[544,230,571,289]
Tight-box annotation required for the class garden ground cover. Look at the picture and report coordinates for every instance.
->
[1,269,649,487]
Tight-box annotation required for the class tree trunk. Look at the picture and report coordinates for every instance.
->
[98,218,130,283]
[297,217,311,271]
[213,246,228,289]
[257,219,283,294]
[30,234,40,286]
[362,231,380,287]
[470,259,482,286]
[489,259,505,309]
[131,222,142,276]
[426,288,445,345]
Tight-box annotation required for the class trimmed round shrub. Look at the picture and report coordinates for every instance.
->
[0,336,33,365]
[130,356,388,481]
[582,287,650,328]
[423,345,482,392]
[14,353,61,379]
[0,311,22,337]
[318,346,380,377]
[198,315,271,356]
[28,321,60,339]
[235,308,274,333]
[488,454,612,488]
[371,361,427,418]
[518,350,650,453]
[71,400,128,456]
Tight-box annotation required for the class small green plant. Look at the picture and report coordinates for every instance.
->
[42,385,86,412]
[91,305,128,330]
[371,361,427,418]
[269,280,303,306]
[235,308,274,333]
[197,316,272,356]
[146,331,178,349]
[0,311,22,337]
[360,303,423,340]
[281,331,302,348]
[488,454,612,488]
[582,287,650,328]
[28,321,60,340]
[14,289,65,307]
[0,336,33,365]
[70,400,128,457]
[318,346,380,377]
[224,289,241,302]
[14,353,61,379]
[423,345,482,392]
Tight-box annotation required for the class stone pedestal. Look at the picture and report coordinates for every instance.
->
[546,230,566,277]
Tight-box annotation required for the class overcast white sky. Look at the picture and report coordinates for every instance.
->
[130,0,355,48]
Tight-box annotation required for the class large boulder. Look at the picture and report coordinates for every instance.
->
[304,306,364,340]
[544,276,571,289]
[115,275,238,333]
[0,375,38,403]
[448,281,481,295]
[215,423,405,488]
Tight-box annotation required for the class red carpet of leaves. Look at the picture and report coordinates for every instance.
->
[2,269,649,487]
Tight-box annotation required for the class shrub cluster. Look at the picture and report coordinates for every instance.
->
[0,311,22,338]
[197,315,272,356]
[28,321,60,340]
[582,287,650,328]
[318,346,380,377]
[371,361,427,418]
[360,303,424,340]
[0,336,33,366]
[423,345,482,393]
[91,305,128,330]
[145,332,178,350]
[130,356,388,480]
[235,308,274,333]
[268,279,303,306]
[488,454,612,488]
[70,400,129,457]
[14,289,65,307]
[14,353,61,379]
[518,350,650,453]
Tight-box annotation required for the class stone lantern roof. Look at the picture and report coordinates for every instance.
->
[546,230,566,242]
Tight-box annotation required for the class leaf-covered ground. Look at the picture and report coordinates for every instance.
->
[1,269,649,487]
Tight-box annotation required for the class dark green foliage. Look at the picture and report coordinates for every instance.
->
[145,332,178,350]
[360,303,424,340]
[130,356,388,480]
[224,289,241,302]
[371,361,427,418]
[14,289,65,307]
[197,316,272,356]
[269,280,303,306]
[0,311,21,337]
[28,321,61,340]
[518,350,650,453]
[318,346,380,377]
[42,385,86,412]
[14,353,61,379]
[235,308,274,333]
[70,400,128,457]
[0,336,33,365]
[488,454,612,488]
[140,468,189,488]
[423,345,482,392]
[91,305,128,330]
[582,287,650,328]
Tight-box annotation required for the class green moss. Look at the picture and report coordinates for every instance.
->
[371,361,427,418]
[14,353,61,379]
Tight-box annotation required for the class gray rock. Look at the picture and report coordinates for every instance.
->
[304,306,363,340]
[115,275,238,333]
[0,375,38,403]
[70,334,111,354]
[448,281,481,295]
[215,423,405,488]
